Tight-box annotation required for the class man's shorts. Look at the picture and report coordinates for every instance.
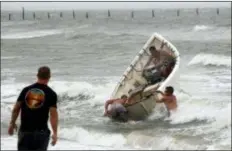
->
[109,103,128,122]
[110,103,127,115]
[17,130,50,151]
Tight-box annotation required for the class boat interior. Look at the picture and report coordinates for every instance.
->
[125,43,177,106]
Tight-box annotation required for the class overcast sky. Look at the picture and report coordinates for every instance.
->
[1,1,231,11]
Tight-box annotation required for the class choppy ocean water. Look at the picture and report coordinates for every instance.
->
[1,8,231,150]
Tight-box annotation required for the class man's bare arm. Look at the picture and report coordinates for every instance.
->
[50,107,58,135]
[156,99,164,103]
[162,95,173,102]
[160,50,172,57]
[156,92,165,103]
[104,99,116,111]
[144,56,153,69]
[155,90,164,95]
[10,102,21,125]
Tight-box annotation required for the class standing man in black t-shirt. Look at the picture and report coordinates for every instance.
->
[8,66,59,150]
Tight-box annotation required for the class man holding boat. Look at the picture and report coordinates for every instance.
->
[104,95,129,121]
[103,92,140,122]
[155,86,177,117]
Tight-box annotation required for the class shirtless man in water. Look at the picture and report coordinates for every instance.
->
[155,86,177,117]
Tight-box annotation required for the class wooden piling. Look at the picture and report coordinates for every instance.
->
[9,13,11,20]
[47,12,50,19]
[33,12,36,20]
[131,11,134,18]
[60,12,63,18]
[108,10,111,17]
[73,10,75,19]
[217,8,219,15]
[196,8,199,15]
[86,12,88,19]
[177,9,180,16]
[152,10,155,18]
[22,7,25,20]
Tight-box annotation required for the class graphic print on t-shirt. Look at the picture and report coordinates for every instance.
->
[25,88,45,109]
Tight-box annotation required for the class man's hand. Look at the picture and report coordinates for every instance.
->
[8,101,21,136]
[51,133,57,146]
[8,123,17,136]
[49,107,58,146]
[103,110,110,116]
[155,90,164,95]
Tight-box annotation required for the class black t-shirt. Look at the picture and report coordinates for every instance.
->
[17,83,57,132]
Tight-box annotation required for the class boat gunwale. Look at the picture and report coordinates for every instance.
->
[111,32,180,98]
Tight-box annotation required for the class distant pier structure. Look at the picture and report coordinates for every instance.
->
[196,8,199,15]
[33,12,36,19]
[47,12,50,19]
[86,12,89,19]
[5,8,224,21]
[108,10,111,17]
[152,10,155,17]
[22,7,25,20]
[73,10,75,19]
[217,8,219,15]
[131,11,134,18]
[8,13,11,20]
[177,9,180,16]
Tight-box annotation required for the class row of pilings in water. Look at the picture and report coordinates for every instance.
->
[7,7,221,20]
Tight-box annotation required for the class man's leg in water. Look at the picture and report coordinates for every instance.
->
[117,112,129,122]
[110,104,129,122]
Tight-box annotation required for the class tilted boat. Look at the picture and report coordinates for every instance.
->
[109,33,180,121]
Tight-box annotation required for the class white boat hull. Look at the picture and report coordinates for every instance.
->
[110,33,180,121]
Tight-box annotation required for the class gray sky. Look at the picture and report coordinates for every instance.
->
[1,1,231,11]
